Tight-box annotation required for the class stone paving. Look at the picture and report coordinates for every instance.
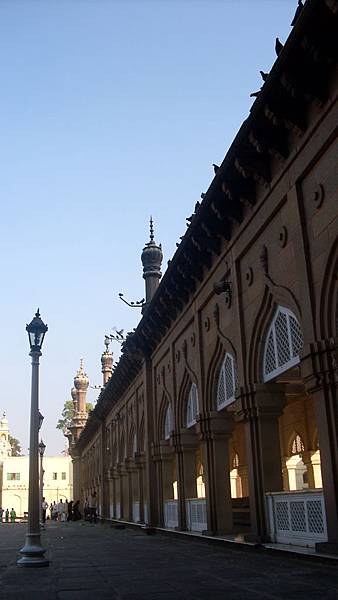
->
[0,521,337,600]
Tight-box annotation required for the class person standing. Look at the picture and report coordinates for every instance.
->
[10,508,16,523]
[73,500,81,521]
[67,500,73,522]
[58,499,65,522]
[5,509,9,523]
[41,497,48,523]
[0,507,4,523]
[52,501,57,521]
[88,492,97,524]
[84,497,89,521]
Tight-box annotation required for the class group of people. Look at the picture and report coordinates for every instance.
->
[0,507,16,523]
[41,491,97,524]
[42,497,82,523]
[0,493,98,524]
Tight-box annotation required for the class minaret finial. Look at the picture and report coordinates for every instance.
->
[149,216,154,242]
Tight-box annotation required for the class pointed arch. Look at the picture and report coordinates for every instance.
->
[158,391,173,441]
[177,369,198,429]
[127,422,136,457]
[186,382,199,427]
[205,335,238,413]
[248,284,302,385]
[288,431,305,456]
[263,306,303,382]
[319,236,338,338]
[164,405,173,440]
[118,432,126,462]
[217,353,238,410]
[139,415,145,452]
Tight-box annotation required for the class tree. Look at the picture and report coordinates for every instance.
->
[9,435,22,457]
[56,400,93,434]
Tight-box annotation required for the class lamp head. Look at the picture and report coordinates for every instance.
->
[38,439,46,456]
[26,309,48,351]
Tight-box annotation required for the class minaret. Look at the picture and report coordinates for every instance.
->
[68,359,89,444]
[101,338,113,386]
[74,358,89,417]
[141,217,163,313]
[0,413,12,459]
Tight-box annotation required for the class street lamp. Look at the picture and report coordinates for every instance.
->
[39,439,46,526]
[18,309,49,567]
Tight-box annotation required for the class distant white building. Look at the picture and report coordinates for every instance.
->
[0,413,73,516]
[0,455,73,517]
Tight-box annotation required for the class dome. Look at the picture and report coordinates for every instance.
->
[71,387,77,401]
[74,359,89,391]
[141,218,163,278]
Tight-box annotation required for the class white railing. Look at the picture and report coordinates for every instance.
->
[115,502,121,519]
[132,501,140,523]
[266,490,327,547]
[186,498,207,532]
[164,500,179,529]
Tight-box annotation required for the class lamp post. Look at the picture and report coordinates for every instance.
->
[18,309,49,567]
[38,439,46,526]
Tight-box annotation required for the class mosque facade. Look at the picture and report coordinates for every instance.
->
[68,0,338,554]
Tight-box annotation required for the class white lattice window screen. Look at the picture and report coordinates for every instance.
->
[233,452,239,468]
[217,353,237,409]
[187,383,199,427]
[263,306,304,382]
[291,434,305,455]
[164,405,173,440]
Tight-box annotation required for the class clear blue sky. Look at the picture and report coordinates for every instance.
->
[0,0,296,455]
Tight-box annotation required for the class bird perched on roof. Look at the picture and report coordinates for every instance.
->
[260,70,269,82]
[291,0,304,27]
[275,38,284,56]
[212,163,219,174]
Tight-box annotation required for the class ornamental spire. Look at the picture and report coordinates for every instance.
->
[149,216,154,243]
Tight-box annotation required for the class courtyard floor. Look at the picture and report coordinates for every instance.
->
[0,521,337,600]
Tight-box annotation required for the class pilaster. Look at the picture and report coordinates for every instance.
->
[197,411,234,535]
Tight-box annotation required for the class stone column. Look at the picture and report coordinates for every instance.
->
[116,464,124,519]
[143,359,159,527]
[157,441,175,527]
[100,424,110,520]
[281,457,290,491]
[135,452,146,523]
[303,338,338,553]
[120,462,129,520]
[71,453,81,506]
[126,458,136,522]
[197,412,234,535]
[238,465,249,497]
[172,430,197,530]
[236,383,286,542]
[111,467,119,518]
